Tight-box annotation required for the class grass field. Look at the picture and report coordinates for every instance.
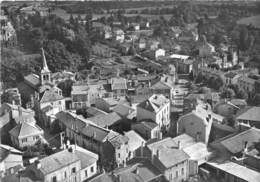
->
[237,15,260,29]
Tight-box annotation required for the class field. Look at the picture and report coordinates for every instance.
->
[237,15,260,29]
[52,8,173,22]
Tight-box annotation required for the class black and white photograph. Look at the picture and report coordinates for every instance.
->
[0,0,260,181]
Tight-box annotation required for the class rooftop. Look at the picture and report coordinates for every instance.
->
[221,128,260,154]
[24,74,40,88]
[111,77,127,90]
[137,94,169,113]
[109,134,129,148]
[39,90,64,103]
[38,150,80,175]
[9,122,43,138]
[147,138,189,169]
[125,130,145,152]
[236,107,260,122]
[0,144,22,162]
[88,112,122,128]
[207,159,260,182]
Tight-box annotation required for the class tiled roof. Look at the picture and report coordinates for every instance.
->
[224,72,237,78]
[111,77,127,90]
[236,107,260,122]
[81,124,113,142]
[221,128,260,154]
[147,138,189,169]
[109,134,129,148]
[14,115,36,124]
[207,160,260,182]
[138,120,158,130]
[150,81,172,90]
[56,111,94,130]
[137,94,169,113]
[39,90,64,103]
[88,112,122,128]
[0,144,22,162]
[71,84,89,95]
[171,134,196,149]
[86,107,107,117]
[73,146,98,169]
[0,112,10,128]
[9,122,43,138]
[113,104,134,117]
[24,74,40,88]
[125,130,145,152]
[38,150,80,175]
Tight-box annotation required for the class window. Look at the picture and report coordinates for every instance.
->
[169,173,172,180]
[72,167,76,173]
[52,176,57,182]
[85,170,88,177]
[33,136,39,140]
[64,171,67,178]
[91,166,94,173]
[176,171,178,178]
[118,153,120,158]
[181,168,184,175]
[22,138,27,143]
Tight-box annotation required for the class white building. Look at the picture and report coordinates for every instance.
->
[137,94,170,131]
[155,48,166,60]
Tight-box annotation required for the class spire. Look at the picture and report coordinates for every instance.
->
[41,48,50,72]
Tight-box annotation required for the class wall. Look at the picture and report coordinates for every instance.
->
[164,160,189,182]
[18,134,43,148]
[80,162,97,181]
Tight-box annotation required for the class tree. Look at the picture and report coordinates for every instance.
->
[213,77,224,91]
[237,89,248,100]
[221,88,235,99]
[57,79,74,97]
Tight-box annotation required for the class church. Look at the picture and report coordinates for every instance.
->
[18,48,73,128]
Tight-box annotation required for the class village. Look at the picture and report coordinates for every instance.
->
[1,1,260,182]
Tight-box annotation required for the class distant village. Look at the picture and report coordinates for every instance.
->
[1,1,260,182]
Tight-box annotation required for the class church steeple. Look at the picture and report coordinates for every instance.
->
[41,47,50,72]
[40,48,51,85]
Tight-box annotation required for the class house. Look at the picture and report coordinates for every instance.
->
[0,20,16,47]
[169,54,193,74]
[237,75,256,94]
[113,28,125,43]
[129,23,140,31]
[137,94,170,131]
[24,149,81,182]
[35,89,65,127]
[92,43,112,58]
[89,159,165,182]
[9,121,44,149]
[0,144,23,177]
[71,84,89,109]
[95,97,127,113]
[1,88,21,106]
[203,128,260,182]
[223,72,240,86]
[138,38,146,49]
[132,120,161,140]
[110,77,128,97]
[72,145,99,181]
[124,130,146,160]
[87,112,122,129]
[172,134,215,167]
[102,134,129,168]
[235,107,260,128]
[177,104,223,145]
[150,80,173,100]
[136,138,190,182]
[155,48,166,60]
[51,71,75,85]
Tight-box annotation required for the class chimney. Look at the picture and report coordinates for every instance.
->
[93,132,96,139]
[244,141,248,153]
[68,147,74,153]
[18,106,22,117]
[12,100,15,106]
[156,149,160,159]
[35,160,41,169]
[116,175,121,182]
[134,167,139,175]
[178,141,181,149]
[141,141,144,157]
